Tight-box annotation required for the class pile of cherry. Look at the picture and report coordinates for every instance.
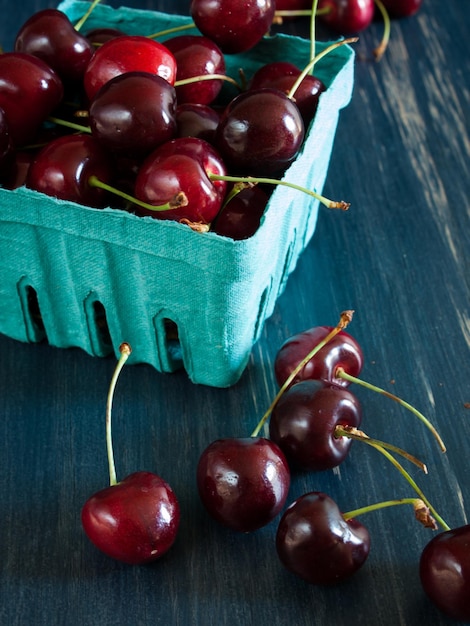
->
[0,0,361,242]
[83,311,469,623]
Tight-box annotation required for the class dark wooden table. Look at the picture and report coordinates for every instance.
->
[1,1,469,624]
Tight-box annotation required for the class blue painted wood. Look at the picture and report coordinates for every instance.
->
[0,1,469,625]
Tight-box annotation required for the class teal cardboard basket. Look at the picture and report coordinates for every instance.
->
[0,1,354,387]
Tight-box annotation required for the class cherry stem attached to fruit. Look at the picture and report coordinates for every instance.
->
[335,367,446,453]
[48,116,91,134]
[335,424,427,473]
[147,22,197,40]
[336,425,450,531]
[174,73,242,91]
[74,0,102,32]
[251,310,354,437]
[343,497,438,530]
[106,343,132,487]
[372,0,391,61]
[87,175,189,213]
[309,0,319,68]
[287,38,358,101]
[210,174,350,210]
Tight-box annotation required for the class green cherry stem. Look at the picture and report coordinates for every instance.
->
[174,73,243,91]
[74,0,102,32]
[106,343,131,486]
[146,22,197,40]
[373,0,391,61]
[334,425,427,473]
[87,175,188,213]
[338,426,450,531]
[335,367,446,453]
[48,116,91,134]
[342,498,439,530]
[209,174,350,210]
[251,310,354,437]
[287,37,358,101]
[309,0,319,67]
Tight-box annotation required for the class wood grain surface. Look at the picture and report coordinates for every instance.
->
[0,1,469,625]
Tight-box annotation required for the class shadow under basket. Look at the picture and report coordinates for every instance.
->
[0,0,355,387]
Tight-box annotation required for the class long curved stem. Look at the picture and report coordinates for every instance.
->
[106,343,131,486]
[74,0,102,31]
[343,498,438,530]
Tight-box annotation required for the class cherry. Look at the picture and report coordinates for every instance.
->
[249,61,326,128]
[216,88,305,176]
[381,0,422,18]
[81,344,180,565]
[0,52,63,147]
[275,0,314,9]
[85,27,127,46]
[419,524,470,621]
[269,380,362,471]
[26,134,114,208]
[175,103,220,142]
[196,437,290,532]
[318,0,375,33]
[274,325,364,388]
[164,34,226,105]
[83,35,177,102]
[14,9,94,85]
[89,71,177,159]
[211,184,269,239]
[276,491,370,584]
[0,106,14,172]
[190,0,276,54]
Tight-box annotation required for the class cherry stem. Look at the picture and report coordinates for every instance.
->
[88,175,188,213]
[309,0,319,67]
[335,367,446,453]
[106,343,131,486]
[174,73,242,91]
[348,431,450,531]
[287,38,358,101]
[273,8,330,18]
[74,0,102,32]
[146,22,197,40]
[48,116,91,134]
[251,310,354,437]
[209,174,350,211]
[343,498,439,530]
[372,0,391,61]
[335,424,427,473]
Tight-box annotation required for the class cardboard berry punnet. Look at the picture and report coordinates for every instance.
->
[0,0,354,387]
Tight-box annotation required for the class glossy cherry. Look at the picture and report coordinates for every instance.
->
[276,491,370,584]
[175,103,220,142]
[26,134,114,208]
[83,35,177,101]
[190,0,276,54]
[381,0,423,18]
[0,52,63,147]
[275,0,314,9]
[164,34,226,105]
[14,9,94,85]
[269,380,362,471]
[81,344,180,565]
[197,437,291,532]
[216,88,305,176]
[419,524,470,621]
[274,325,364,388]
[0,107,13,172]
[211,184,269,239]
[89,71,177,159]
[318,0,375,33]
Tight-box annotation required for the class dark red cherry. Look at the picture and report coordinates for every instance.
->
[164,35,225,105]
[381,0,422,17]
[81,471,180,565]
[83,35,177,101]
[216,88,304,176]
[211,184,269,239]
[318,0,375,33]
[275,0,314,9]
[419,524,470,621]
[175,103,220,142]
[26,134,114,208]
[276,491,370,584]
[14,9,94,85]
[85,27,127,46]
[269,380,362,471]
[89,72,177,159]
[196,437,291,532]
[249,61,326,128]
[0,52,63,147]
[274,325,364,388]
[0,106,14,171]
[190,0,276,54]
